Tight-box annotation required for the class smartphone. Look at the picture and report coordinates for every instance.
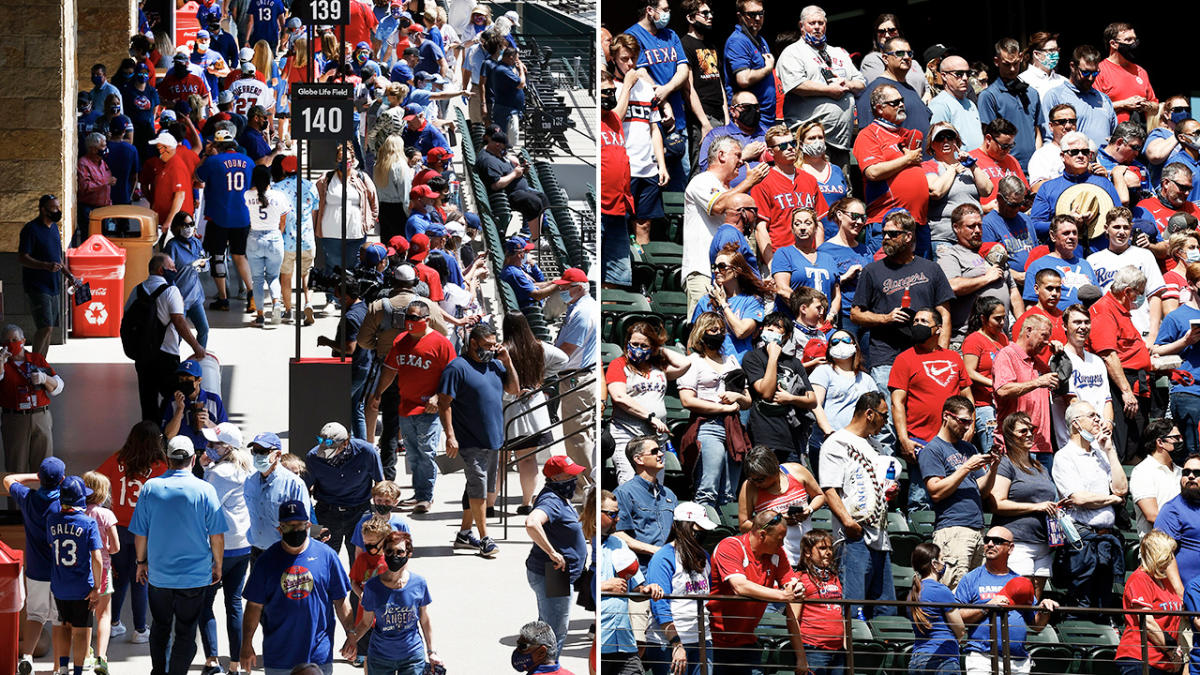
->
[1189,318,1200,328]
[787,504,804,519]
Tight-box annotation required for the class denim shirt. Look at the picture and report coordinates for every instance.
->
[242,465,314,549]
[613,475,676,564]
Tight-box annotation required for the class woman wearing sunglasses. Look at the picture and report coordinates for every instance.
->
[961,297,1010,454]
[162,212,211,347]
[809,330,878,467]
[859,13,927,98]
[923,122,993,252]
[817,198,874,352]
[689,245,772,362]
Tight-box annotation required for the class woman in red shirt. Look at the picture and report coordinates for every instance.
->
[736,446,824,568]
[94,421,167,640]
[1116,530,1185,674]
[794,529,845,674]
[961,297,1009,454]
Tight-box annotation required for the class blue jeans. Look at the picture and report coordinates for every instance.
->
[111,524,148,631]
[200,553,250,660]
[909,652,960,674]
[397,413,441,502]
[867,364,899,454]
[805,648,845,675]
[148,584,207,675]
[247,229,284,310]
[351,364,370,440]
[318,236,367,276]
[366,654,425,675]
[695,418,739,506]
[185,302,210,348]
[645,643,712,675]
[974,405,996,454]
[839,538,896,620]
[1173,392,1200,462]
[712,646,763,675]
[602,213,633,287]
[526,568,572,657]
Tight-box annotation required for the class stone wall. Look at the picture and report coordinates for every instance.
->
[75,0,136,93]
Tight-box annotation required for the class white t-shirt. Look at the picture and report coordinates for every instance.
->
[1027,141,1063,184]
[1019,66,1068,102]
[1051,348,1112,450]
[320,174,365,240]
[244,188,288,232]
[1086,245,1166,336]
[1052,441,1117,528]
[622,77,662,179]
[817,429,893,552]
[125,275,185,355]
[675,353,740,403]
[228,77,273,114]
[1128,456,1181,537]
[682,171,728,280]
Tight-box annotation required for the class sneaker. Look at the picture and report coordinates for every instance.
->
[17,655,32,675]
[254,315,266,328]
[486,506,497,518]
[399,497,420,507]
[131,628,150,644]
[281,309,293,323]
[413,501,431,514]
[95,657,110,675]
[201,664,224,675]
[209,298,230,311]
[303,305,315,326]
[453,530,481,550]
[478,536,499,558]
[109,621,126,638]
[272,302,282,324]
[516,505,533,516]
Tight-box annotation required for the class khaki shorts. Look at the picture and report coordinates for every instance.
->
[23,575,57,625]
[685,272,712,319]
[628,597,651,643]
[282,248,314,277]
[933,526,984,589]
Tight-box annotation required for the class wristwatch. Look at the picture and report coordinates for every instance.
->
[669,636,682,647]
[137,560,148,565]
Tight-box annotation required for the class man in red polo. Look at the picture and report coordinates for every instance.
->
[968,118,1029,208]
[1012,268,1067,367]
[993,314,1058,457]
[708,510,807,672]
[852,83,929,226]
[1090,264,1152,463]
[145,132,194,233]
[751,124,827,266]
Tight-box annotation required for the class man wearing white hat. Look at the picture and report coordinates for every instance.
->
[304,422,384,559]
[147,131,193,233]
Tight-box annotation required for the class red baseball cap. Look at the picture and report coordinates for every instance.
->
[409,233,430,261]
[389,235,409,252]
[407,24,425,33]
[998,576,1036,607]
[427,147,453,163]
[802,338,828,362]
[543,455,586,478]
[409,184,439,200]
[280,155,298,174]
[551,267,588,285]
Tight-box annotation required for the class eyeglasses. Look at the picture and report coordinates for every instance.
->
[694,10,712,16]
[881,229,907,239]
[1183,469,1200,478]
[992,139,1017,151]
[403,313,428,321]
[1014,426,1035,436]
[759,512,784,531]
[1062,148,1089,157]
[1077,69,1100,79]
[983,536,1013,546]
[941,69,970,79]
[316,436,340,446]
[1165,435,1184,443]
[1050,117,1077,126]
[876,27,899,36]
[878,99,905,108]
[885,50,913,58]
[601,509,619,519]
[772,140,797,151]
[740,10,764,18]
[1168,178,1195,192]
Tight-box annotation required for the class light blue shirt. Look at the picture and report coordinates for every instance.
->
[1041,81,1117,149]
[928,91,984,150]
[128,469,228,589]
[556,293,598,369]
[90,81,122,113]
[600,536,646,654]
[276,175,318,252]
[242,465,315,549]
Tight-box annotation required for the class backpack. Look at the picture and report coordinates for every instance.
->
[120,283,170,361]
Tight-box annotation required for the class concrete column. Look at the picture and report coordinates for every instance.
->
[76,0,137,92]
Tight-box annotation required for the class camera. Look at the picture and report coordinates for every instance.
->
[308,265,400,304]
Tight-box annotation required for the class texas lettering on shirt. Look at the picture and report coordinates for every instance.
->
[641,45,681,67]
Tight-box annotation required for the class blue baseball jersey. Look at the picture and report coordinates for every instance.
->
[195,151,253,228]
[45,509,103,600]
[247,0,285,49]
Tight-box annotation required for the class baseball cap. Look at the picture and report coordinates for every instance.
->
[38,457,65,488]
[217,90,234,105]
[286,17,302,30]
[249,431,282,451]
[360,242,388,266]
[202,422,244,448]
[409,184,439,200]
[552,268,587,285]
[214,128,235,143]
[195,29,210,40]
[403,103,425,120]
[241,61,256,75]
[923,44,950,65]
[149,131,178,149]
[362,62,380,78]
[280,155,299,174]
[278,499,309,522]
[505,236,534,254]
[109,115,133,135]
[802,337,828,363]
[58,476,93,508]
[407,24,425,34]
[425,224,446,238]
[998,576,1037,607]
[393,264,416,283]
[1077,284,1104,308]
[356,41,371,52]
[319,422,349,443]
[172,52,189,64]
[610,547,639,580]
[167,435,195,460]
[543,455,586,478]
[427,146,453,163]
[177,360,203,377]
[409,233,430,261]
[674,502,718,530]
[159,109,177,124]
[390,63,413,84]
[389,235,410,252]
[445,221,466,238]
[504,10,520,27]
[239,47,255,63]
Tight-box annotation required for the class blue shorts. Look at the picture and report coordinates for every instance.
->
[27,292,61,329]
[602,213,633,287]
[630,176,665,220]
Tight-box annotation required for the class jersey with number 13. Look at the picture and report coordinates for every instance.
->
[46,510,102,600]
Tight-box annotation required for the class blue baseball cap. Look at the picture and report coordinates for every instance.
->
[426,224,446,238]
[39,457,65,488]
[177,360,203,377]
[355,41,371,52]
[109,115,133,135]
[195,29,210,40]
[286,16,302,29]
[389,62,413,84]
[505,236,533,255]
[250,432,282,451]
[59,476,93,507]
[360,242,388,266]
[403,103,425,120]
[278,499,309,522]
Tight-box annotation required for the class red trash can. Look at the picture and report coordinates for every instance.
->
[67,235,126,338]
[0,540,23,674]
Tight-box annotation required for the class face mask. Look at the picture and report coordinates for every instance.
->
[196,41,209,53]
[177,379,197,397]
[1076,423,1096,444]
[135,73,149,84]
[162,269,178,285]
[372,503,392,515]
[253,453,274,472]
[355,52,368,63]
[511,648,537,673]
[1116,41,1139,61]
[1182,134,1200,151]
[601,90,617,111]
[546,477,578,499]
[803,31,827,48]
[1039,53,1059,70]
[911,324,934,343]
[7,340,25,355]
[559,290,574,303]
[761,330,783,345]
[701,332,725,351]
[1188,250,1200,263]
[801,139,826,157]
[476,347,495,363]
[91,74,104,86]
[46,210,63,223]
[182,226,196,239]
[172,64,188,77]
[652,10,670,30]
[627,344,651,363]
[1131,293,1146,310]
[204,446,227,463]
[828,341,857,360]
[737,105,760,129]
[281,528,308,547]
[385,553,409,571]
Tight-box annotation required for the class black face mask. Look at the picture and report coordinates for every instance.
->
[701,332,726,351]
[281,528,308,547]
[737,105,760,129]
[385,553,409,571]
[911,324,934,344]
[545,478,577,500]
[1117,41,1139,62]
[171,63,188,77]
[46,210,63,223]
[372,503,392,515]
[600,90,617,111]
[176,379,197,397]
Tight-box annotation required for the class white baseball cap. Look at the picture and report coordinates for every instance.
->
[202,422,244,448]
[239,47,255,63]
[167,435,195,460]
[674,502,718,530]
[504,10,519,27]
[148,132,178,149]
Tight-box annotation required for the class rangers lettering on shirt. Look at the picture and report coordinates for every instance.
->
[1072,370,1105,390]
[880,272,931,295]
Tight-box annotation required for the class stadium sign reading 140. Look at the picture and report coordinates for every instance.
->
[293,84,353,141]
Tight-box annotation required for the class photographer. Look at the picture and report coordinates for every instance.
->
[162,360,227,458]
[316,274,374,441]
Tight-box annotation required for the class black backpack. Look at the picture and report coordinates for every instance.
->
[120,283,169,361]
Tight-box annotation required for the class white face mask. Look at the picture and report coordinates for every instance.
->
[181,226,196,239]
[828,341,857,360]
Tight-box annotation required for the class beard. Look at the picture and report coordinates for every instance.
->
[1184,485,1200,504]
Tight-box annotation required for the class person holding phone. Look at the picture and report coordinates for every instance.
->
[736,445,823,567]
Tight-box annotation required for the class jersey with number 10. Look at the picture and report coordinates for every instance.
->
[45,509,102,600]
[196,150,254,228]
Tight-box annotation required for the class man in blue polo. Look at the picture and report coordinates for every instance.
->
[626,0,690,192]
[243,432,314,556]
[1041,45,1117,149]
[723,0,775,133]
[130,436,226,675]
[4,458,66,675]
[161,360,228,455]
[1165,118,1200,203]
[979,38,1043,171]
[304,422,383,560]
[500,236,554,309]
[401,104,450,159]
[405,184,440,239]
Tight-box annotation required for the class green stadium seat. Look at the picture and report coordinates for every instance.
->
[1082,646,1121,675]
[601,342,622,366]
[907,510,936,537]
[662,191,685,215]
[808,508,832,531]
[850,618,873,641]
[847,640,888,675]
[1055,620,1119,646]
[886,511,910,533]
[890,563,916,596]
[888,532,924,568]
[601,289,652,312]
[641,241,684,267]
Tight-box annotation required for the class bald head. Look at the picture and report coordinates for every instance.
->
[725,193,758,231]
[940,55,970,97]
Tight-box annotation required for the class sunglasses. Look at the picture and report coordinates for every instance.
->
[878,99,905,108]
[1168,178,1195,192]
[1062,148,1089,157]
[933,133,960,144]
[316,436,341,446]
[601,509,619,519]
[772,140,797,151]
[740,10,764,18]
[1183,469,1200,478]
[759,512,784,531]
[947,414,974,425]
[364,542,383,554]
[846,213,867,223]
[881,230,907,239]
[829,336,854,346]
[983,536,1013,546]
[712,262,732,272]
[876,27,899,35]
[694,9,713,16]
[941,69,970,79]
[1077,69,1100,79]
[403,313,428,321]
[1013,426,1035,436]
[886,50,913,58]
[1171,107,1192,114]
[1049,117,1077,126]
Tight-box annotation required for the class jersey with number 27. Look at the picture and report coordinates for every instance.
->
[46,510,102,600]
[228,77,274,115]
[196,151,254,228]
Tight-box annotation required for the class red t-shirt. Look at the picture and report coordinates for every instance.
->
[852,122,929,225]
[1136,195,1200,236]
[1115,567,1181,668]
[150,153,196,225]
[383,330,457,416]
[968,148,1028,206]
[95,451,168,527]
[960,330,1009,408]
[157,71,209,104]
[1011,306,1066,368]
[0,351,56,411]
[349,550,388,621]
[750,167,828,251]
[888,347,970,444]
[1163,269,1188,304]
[1089,291,1152,374]
[600,110,634,216]
[991,342,1052,454]
[346,2,380,47]
[1096,59,1157,125]
[707,533,796,647]
[413,262,444,302]
[795,570,844,650]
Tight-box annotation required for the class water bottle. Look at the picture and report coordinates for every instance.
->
[663,439,677,456]
[885,464,897,481]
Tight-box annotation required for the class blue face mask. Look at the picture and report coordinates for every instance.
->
[652,10,670,29]
[91,74,104,86]
[162,269,178,284]
[627,344,651,363]
[511,648,537,672]
[1039,53,1060,70]
[1173,110,1191,125]
[559,290,573,303]
[803,31,827,48]
[253,453,273,472]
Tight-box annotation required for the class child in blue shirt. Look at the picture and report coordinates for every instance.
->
[46,476,103,675]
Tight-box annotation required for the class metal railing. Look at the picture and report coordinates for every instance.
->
[496,367,596,539]
[601,591,1193,675]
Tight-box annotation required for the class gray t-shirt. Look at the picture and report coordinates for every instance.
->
[925,162,983,244]
[991,455,1058,544]
[936,244,1015,343]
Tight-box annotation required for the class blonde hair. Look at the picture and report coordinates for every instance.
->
[1141,530,1178,579]
[291,37,309,70]
[794,119,825,142]
[83,471,111,507]
[279,453,306,478]
[687,311,726,354]
[372,480,403,501]
[375,135,407,188]
[221,447,253,473]
[320,32,339,63]
[764,124,792,146]
[252,41,273,81]
[1169,232,1200,262]
[361,517,394,542]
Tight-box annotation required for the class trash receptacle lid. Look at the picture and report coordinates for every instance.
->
[68,235,127,264]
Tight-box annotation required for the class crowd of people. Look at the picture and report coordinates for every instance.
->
[600,3,1200,674]
[4,1,598,674]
